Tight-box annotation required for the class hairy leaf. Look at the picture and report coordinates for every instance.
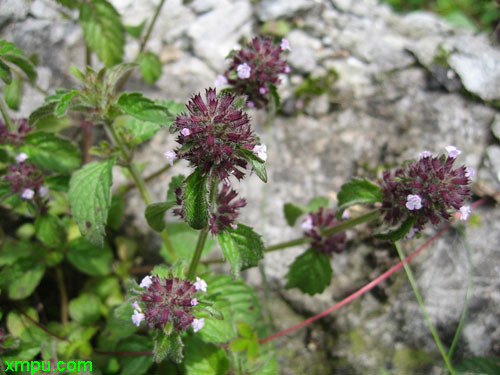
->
[455,357,500,375]
[67,237,113,276]
[4,76,22,110]
[68,159,115,247]
[228,224,264,271]
[138,51,162,85]
[376,217,416,241]
[337,178,383,212]
[284,202,305,226]
[117,335,154,375]
[285,249,332,295]
[145,201,176,232]
[118,92,173,125]
[35,214,65,248]
[183,335,230,375]
[183,168,208,230]
[69,293,101,324]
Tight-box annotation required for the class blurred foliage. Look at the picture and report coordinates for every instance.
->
[381,0,500,32]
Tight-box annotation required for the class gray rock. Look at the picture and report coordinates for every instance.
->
[188,0,227,14]
[187,0,252,71]
[287,29,322,73]
[0,0,30,26]
[485,145,500,183]
[305,94,330,116]
[256,0,315,21]
[492,114,500,142]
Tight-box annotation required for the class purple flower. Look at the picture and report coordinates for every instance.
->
[459,206,471,221]
[4,161,44,198]
[380,151,472,231]
[214,74,228,87]
[194,277,207,292]
[208,183,246,234]
[418,150,432,159]
[131,310,145,327]
[237,63,252,79]
[302,207,347,256]
[181,128,191,136]
[280,38,291,51]
[21,188,35,200]
[446,145,461,158]
[164,150,177,166]
[223,37,289,108]
[0,119,33,146]
[465,167,475,179]
[252,144,267,161]
[139,275,201,331]
[16,153,28,163]
[192,318,205,333]
[38,186,49,197]
[406,194,422,210]
[139,275,153,288]
[172,88,257,180]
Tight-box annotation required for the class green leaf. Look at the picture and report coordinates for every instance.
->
[154,331,183,364]
[237,322,255,339]
[34,214,65,248]
[229,337,248,352]
[117,92,173,124]
[138,51,162,85]
[1,53,37,82]
[237,146,267,183]
[183,335,230,375]
[117,335,154,375]
[69,158,115,247]
[165,100,187,116]
[21,132,81,173]
[228,224,264,271]
[183,168,208,230]
[118,115,162,145]
[455,357,500,375]
[218,230,241,277]
[307,196,330,212]
[0,240,33,266]
[160,222,215,263]
[69,293,101,324]
[69,65,85,82]
[268,84,281,110]
[376,217,416,241]
[54,89,79,116]
[124,19,146,38]
[337,178,383,213]
[285,249,332,295]
[107,193,124,230]
[28,102,57,125]
[145,201,176,232]
[67,237,113,276]
[0,59,12,84]
[79,0,125,67]
[0,40,24,56]
[166,174,185,202]
[105,62,136,91]
[45,175,71,192]
[4,76,22,110]
[283,202,305,226]
[1,258,45,299]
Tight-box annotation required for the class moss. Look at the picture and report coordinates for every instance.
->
[392,347,435,373]
[294,69,339,101]
[349,328,366,354]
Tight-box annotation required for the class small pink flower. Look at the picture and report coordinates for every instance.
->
[446,145,461,158]
[38,186,49,197]
[139,275,153,289]
[465,167,475,179]
[459,206,471,221]
[164,150,177,166]
[231,224,238,230]
[21,188,35,200]
[284,65,291,73]
[131,310,145,327]
[194,277,207,292]
[132,301,140,310]
[192,318,205,333]
[252,144,267,161]
[181,128,191,136]
[16,152,28,163]
[406,194,422,210]
[191,298,198,306]
[214,74,228,87]
[280,38,291,51]
[237,63,251,79]
[259,87,267,95]
[301,216,314,231]
[247,100,255,108]
[418,150,432,159]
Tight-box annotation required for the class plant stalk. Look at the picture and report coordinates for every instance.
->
[0,97,15,131]
[394,241,456,375]
[187,228,209,279]
[140,0,167,53]
[55,267,68,326]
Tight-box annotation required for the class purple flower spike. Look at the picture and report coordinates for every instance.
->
[302,207,346,256]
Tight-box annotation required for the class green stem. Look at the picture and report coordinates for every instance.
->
[105,121,177,261]
[394,241,456,375]
[187,228,208,279]
[140,0,167,53]
[265,209,380,252]
[0,97,15,131]
[56,267,68,326]
[121,161,177,193]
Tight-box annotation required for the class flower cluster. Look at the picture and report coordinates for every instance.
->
[222,37,290,108]
[302,207,347,255]
[209,183,246,234]
[3,154,47,200]
[131,275,206,333]
[0,119,33,146]
[380,146,472,231]
[170,88,258,181]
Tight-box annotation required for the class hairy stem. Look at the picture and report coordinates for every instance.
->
[105,121,177,261]
[394,241,455,375]
[0,97,15,131]
[187,228,209,280]
[55,267,68,326]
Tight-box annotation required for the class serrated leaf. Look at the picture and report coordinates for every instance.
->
[284,202,305,226]
[218,230,241,277]
[183,168,208,230]
[45,175,70,192]
[28,102,57,125]
[79,0,125,67]
[69,293,101,324]
[21,132,81,173]
[4,76,22,110]
[376,217,416,241]
[337,178,383,212]
[154,331,183,363]
[285,249,332,295]
[34,214,65,248]
[235,146,268,182]
[69,159,115,247]
[67,237,113,276]
[165,100,187,116]
[124,19,146,38]
[117,335,154,375]
[183,335,230,375]
[0,240,33,267]
[1,258,45,300]
[1,53,37,82]
[228,224,264,271]
[138,51,162,85]
[119,115,162,145]
[55,0,79,9]
[145,201,176,232]
[54,89,79,116]
[118,92,173,124]
[0,59,12,84]
[455,357,500,375]
[107,193,124,230]
[106,62,136,90]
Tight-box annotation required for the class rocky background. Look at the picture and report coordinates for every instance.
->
[1,0,500,374]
